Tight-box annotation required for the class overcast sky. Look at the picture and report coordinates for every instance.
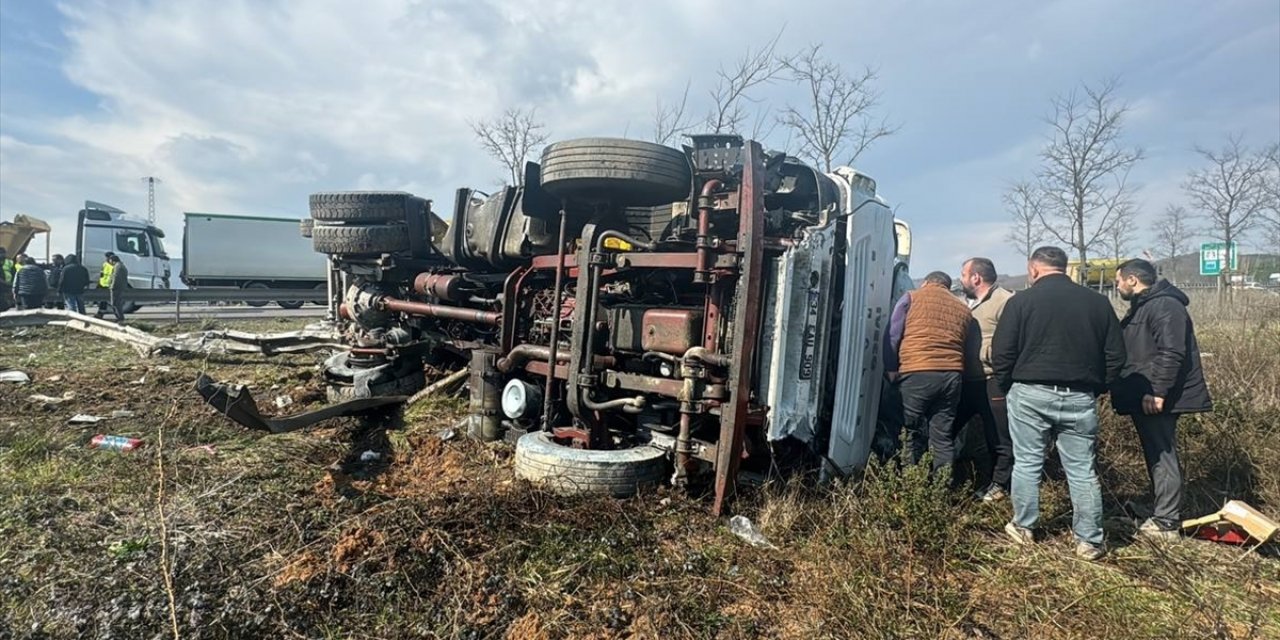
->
[1,0,1277,276]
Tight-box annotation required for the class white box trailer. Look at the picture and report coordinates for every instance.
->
[181,213,327,309]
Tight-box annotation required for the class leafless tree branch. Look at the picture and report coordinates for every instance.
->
[1182,134,1273,282]
[705,29,789,135]
[1153,204,1196,282]
[1033,78,1144,267]
[470,107,549,186]
[652,79,692,145]
[1003,181,1047,259]
[777,45,898,172]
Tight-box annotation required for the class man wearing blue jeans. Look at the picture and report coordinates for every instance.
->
[991,246,1126,560]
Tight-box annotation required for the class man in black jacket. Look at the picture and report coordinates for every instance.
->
[992,246,1126,560]
[58,254,91,315]
[1113,259,1211,539]
[13,256,48,310]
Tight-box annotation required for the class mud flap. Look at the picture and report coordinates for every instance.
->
[194,373,406,434]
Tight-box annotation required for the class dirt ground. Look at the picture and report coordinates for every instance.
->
[1,309,1278,639]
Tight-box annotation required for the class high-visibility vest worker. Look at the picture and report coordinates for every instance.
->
[98,261,114,287]
[1,258,14,284]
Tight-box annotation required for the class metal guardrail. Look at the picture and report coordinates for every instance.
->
[75,288,328,304]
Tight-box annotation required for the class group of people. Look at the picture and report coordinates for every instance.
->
[885,246,1211,560]
[0,247,130,321]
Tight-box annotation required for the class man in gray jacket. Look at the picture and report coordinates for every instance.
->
[105,254,129,323]
[1113,259,1212,539]
[955,257,1015,502]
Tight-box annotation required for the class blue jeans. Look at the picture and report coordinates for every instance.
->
[64,294,86,315]
[1007,383,1104,546]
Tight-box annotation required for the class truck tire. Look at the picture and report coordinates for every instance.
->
[312,224,410,255]
[325,369,425,403]
[513,431,668,498]
[300,218,314,238]
[276,299,305,310]
[240,282,270,307]
[540,138,692,207]
[310,192,413,223]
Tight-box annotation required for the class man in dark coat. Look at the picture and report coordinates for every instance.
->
[992,246,1126,561]
[1113,258,1212,539]
[14,256,48,309]
[58,254,91,315]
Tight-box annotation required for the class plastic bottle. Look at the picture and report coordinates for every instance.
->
[89,435,145,452]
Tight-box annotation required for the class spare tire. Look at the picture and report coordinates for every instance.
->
[312,224,409,255]
[513,431,667,497]
[310,191,413,223]
[540,138,691,207]
[299,218,314,238]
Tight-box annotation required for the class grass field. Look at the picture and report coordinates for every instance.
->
[1,297,1278,639]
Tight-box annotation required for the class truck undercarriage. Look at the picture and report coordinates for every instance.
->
[202,135,901,514]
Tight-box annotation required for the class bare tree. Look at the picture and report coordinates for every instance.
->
[777,45,897,172]
[652,80,693,145]
[1034,79,1144,270]
[471,107,549,186]
[1182,134,1273,286]
[1153,204,1195,282]
[704,30,788,135]
[1263,142,1280,227]
[1099,202,1136,262]
[1003,181,1047,259]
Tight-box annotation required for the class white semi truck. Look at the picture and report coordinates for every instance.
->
[180,212,328,308]
[76,201,172,292]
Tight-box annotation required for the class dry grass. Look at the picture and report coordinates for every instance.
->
[1,299,1278,639]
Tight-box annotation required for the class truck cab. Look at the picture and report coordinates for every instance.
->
[76,201,171,289]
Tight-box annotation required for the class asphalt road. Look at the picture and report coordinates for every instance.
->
[129,304,329,322]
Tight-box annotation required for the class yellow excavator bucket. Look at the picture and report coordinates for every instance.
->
[0,214,52,256]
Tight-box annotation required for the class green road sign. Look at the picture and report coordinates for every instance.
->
[1199,242,1238,276]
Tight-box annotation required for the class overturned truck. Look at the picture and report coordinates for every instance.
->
[206,135,907,513]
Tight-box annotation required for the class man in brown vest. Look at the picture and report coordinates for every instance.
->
[885,271,979,477]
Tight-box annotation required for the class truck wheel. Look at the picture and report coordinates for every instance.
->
[513,431,668,498]
[242,282,270,307]
[300,218,314,238]
[540,138,692,207]
[276,299,305,310]
[310,283,327,306]
[310,192,414,223]
[312,224,410,255]
[325,370,424,403]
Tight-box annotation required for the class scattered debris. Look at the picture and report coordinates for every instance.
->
[154,365,173,373]
[275,395,294,409]
[29,392,75,406]
[195,373,406,434]
[47,374,63,382]
[0,309,342,357]
[183,444,218,456]
[68,414,106,425]
[359,450,382,462]
[110,409,135,419]
[728,515,777,549]
[89,434,145,452]
[0,370,31,384]
[1183,500,1279,545]
[407,368,469,406]
[436,427,457,442]
[131,375,147,386]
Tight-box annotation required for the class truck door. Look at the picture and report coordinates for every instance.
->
[80,224,112,286]
[110,228,157,288]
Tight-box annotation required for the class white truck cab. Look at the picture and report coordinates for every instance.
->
[76,201,171,289]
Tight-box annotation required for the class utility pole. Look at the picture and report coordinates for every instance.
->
[141,176,161,224]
